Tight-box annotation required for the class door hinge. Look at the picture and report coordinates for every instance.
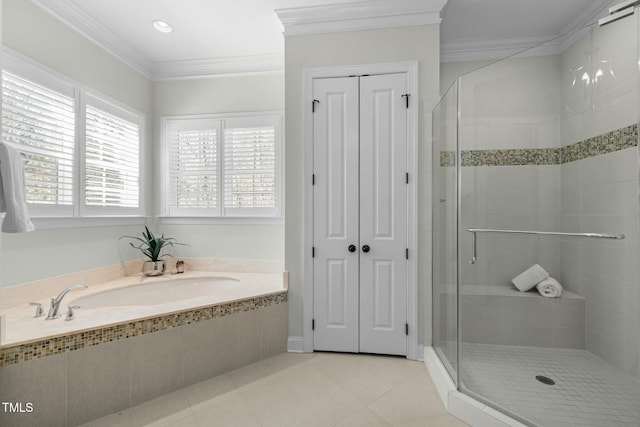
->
[402,94,410,109]
[312,247,315,258]
[312,99,320,113]
[312,174,315,185]
[405,323,409,336]
[406,248,409,260]
[312,319,315,330]
[405,172,409,184]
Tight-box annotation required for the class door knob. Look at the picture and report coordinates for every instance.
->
[362,245,370,253]
[348,244,357,253]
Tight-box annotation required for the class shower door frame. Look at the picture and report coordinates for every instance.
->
[301,61,420,360]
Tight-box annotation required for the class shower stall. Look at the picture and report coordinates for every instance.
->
[432,4,640,426]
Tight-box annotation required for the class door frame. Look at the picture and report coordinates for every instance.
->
[302,61,419,359]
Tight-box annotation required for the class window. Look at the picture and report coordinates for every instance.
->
[83,96,141,213]
[1,55,143,221]
[2,71,75,215]
[164,113,282,219]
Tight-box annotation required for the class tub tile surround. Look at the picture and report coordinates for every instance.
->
[0,258,288,366]
[0,259,288,427]
[0,303,288,427]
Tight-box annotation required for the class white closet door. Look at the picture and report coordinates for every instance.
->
[359,73,408,355]
[312,77,360,352]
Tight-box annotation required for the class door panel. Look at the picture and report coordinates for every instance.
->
[313,77,360,352]
[359,74,408,355]
[313,73,407,356]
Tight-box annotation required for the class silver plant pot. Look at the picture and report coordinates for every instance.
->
[142,260,166,276]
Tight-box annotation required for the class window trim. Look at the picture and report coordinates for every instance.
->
[2,48,146,225]
[161,111,284,224]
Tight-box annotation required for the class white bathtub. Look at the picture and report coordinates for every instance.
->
[70,276,240,308]
[1,271,285,347]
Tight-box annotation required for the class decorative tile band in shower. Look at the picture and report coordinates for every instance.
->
[560,124,638,164]
[439,124,638,167]
[0,291,288,367]
[461,148,560,167]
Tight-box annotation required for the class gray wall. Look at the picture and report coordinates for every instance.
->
[1,1,286,288]
[283,25,441,345]
[1,0,152,287]
[152,74,285,262]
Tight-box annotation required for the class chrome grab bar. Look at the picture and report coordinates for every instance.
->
[467,228,625,264]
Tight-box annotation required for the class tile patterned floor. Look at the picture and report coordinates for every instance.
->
[460,343,640,427]
[81,352,468,427]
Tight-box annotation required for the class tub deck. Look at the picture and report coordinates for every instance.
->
[1,270,286,349]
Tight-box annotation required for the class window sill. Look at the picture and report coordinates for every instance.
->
[157,216,285,225]
[30,216,147,230]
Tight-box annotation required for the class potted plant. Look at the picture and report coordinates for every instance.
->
[121,226,186,276]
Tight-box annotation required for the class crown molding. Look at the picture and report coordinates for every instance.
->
[30,0,154,78]
[29,0,285,80]
[152,54,284,80]
[275,0,448,36]
[441,35,566,63]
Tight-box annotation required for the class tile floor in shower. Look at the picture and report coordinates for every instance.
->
[459,343,640,427]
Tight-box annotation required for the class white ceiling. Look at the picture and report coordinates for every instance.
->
[31,0,615,78]
[441,0,613,61]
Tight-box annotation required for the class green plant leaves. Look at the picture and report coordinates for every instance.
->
[120,227,186,262]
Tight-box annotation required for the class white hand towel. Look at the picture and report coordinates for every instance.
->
[511,264,549,292]
[0,142,35,233]
[536,277,563,298]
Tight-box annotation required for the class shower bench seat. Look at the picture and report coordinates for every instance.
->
[459,285,585,349]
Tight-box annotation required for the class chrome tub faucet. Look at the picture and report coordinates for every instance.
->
[46,285,88,320]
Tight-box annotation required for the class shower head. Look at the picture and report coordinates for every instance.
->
[598,0,640,26]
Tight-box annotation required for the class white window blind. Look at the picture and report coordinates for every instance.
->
[164,114,281,218]
[223,121,276,215]
[1,71,75,209]
[167,119,220,216]
[84,103,140,209]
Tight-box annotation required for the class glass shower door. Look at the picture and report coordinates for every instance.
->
[432,81,459,385]
[455,6,640,427]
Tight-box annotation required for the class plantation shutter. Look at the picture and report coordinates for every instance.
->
[167,119,220,216]
[84,102,140,209]
[1,71,75,212]
[223,117,278,216]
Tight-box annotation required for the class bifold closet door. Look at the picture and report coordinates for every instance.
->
[312,77,360,352]
[312,74,407,356]
[359,74,408,355]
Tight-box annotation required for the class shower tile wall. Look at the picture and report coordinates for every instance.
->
[457,55,563,288]
[445,13,640,379]
[560,16,640,378]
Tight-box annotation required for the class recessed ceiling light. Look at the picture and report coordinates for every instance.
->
[152,20,173,34]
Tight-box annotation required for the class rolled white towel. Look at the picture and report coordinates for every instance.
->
[511,264,549,292]
[536,277,563,298]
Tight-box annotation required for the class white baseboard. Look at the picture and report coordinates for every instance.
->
[416,345,425,361]
[287,336,305,353]
[423,346,528,427]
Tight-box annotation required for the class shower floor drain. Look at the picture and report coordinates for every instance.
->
[535,375,555,385]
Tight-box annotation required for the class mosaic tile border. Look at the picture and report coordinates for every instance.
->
[0,291,287,367]
[439,124,638,167]
[560,124,638,164]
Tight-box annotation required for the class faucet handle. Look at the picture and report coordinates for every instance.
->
[29,302,44,318]
[65,305,80,321]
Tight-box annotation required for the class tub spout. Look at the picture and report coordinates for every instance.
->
[46,285,88,320]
